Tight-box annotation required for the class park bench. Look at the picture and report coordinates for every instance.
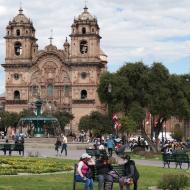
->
[0,143,24,156]
[73,164,125,190]
[86,148,107,158]
[175,153,190,169]
[162,152,189,169]
[162,153,176,168]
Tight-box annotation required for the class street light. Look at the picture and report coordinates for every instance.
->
[107,83,118,136]
[107,83,112,115]
[108,83,112,93]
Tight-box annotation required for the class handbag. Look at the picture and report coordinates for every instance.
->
[108,170,120,179]
[120,177,133,186]
[85,167,92,178]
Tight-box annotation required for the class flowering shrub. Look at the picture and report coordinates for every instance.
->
[0,156,75,175]
[158,174,189,190]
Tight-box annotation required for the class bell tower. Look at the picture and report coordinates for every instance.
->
[5,7,38,64]
[70,6,101,62]
[69,6,107,133]
[2,7,38,112]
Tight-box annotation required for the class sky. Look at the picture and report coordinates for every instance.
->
[0,0,190,94]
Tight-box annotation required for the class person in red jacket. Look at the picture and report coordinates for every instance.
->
[76,153,95,190]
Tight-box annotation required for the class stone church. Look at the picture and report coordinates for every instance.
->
[2,6,107,133]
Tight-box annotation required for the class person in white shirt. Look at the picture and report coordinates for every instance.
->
[98,144,105,150]
[61,135,68,156]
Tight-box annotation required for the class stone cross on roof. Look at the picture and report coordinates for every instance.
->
[48,29,53,45]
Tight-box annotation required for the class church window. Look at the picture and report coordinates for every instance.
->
[92,28,94,32]
[81,90,87,99]
[14,73,19,80]
[80,40,88,54]
[64,85,70,97]
[81,72,87,79]
[14,90,20,100]
[32,85,38,96]
[16,29,20,36]
[47,84,53,97]
[26,30,28,34]
[7,31,10,35]
[14,42,22,56]
[82,27,86,34]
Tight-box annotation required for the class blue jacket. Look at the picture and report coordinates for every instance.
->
[107,139,114,148]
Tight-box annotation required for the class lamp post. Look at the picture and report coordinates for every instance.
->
[107,83,117,136]
[107,83,112,116]
[108,83,112,93]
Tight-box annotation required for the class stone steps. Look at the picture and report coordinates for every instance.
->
[0,137,91,150]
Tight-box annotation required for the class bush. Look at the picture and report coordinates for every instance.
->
[158,174,189,190]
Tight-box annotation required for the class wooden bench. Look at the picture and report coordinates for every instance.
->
[86,148,107,158]
[0,143,24,156]
[73,164,125,190]
[162,153,189,169]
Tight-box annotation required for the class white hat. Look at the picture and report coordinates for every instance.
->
[81,153,91,159]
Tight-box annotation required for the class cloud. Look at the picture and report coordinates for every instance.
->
[0,0,190,94]
[0,5,7,16]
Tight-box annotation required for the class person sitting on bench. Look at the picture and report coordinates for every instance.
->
[119,154,139,190]
[76,153,94,190]
[96,155,114,190]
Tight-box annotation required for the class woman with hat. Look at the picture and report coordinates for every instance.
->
[76,153,95,190]
[119,154,139,190]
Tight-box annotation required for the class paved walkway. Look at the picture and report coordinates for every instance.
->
[0,140,189,169]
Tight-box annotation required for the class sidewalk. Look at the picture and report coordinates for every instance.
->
[0,140,189,170]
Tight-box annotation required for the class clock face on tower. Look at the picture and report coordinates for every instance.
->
[80,40,88,54]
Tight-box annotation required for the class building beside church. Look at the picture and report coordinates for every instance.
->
[1,6,107,133]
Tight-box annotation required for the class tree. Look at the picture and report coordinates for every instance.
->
[78,115,91,132]
[52,111,74,132]
[78,111,113,136]
[19,109,35,118]
[97,72,132,114]
[171,124,183,141]
[0,111,20,130]
[120,115,137,135]
[98,62,190,152]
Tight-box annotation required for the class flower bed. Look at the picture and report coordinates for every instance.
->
[0,156,75,175]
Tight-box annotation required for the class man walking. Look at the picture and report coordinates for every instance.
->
[107,136,115,157]
[61,134,68,156]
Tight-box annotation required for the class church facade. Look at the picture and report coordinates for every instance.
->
[2,6,107,132]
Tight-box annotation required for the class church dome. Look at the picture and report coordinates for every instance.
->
[12,8,31,24]
[64,37,70,46]
[45,44,58,51]
[77,6,96,21]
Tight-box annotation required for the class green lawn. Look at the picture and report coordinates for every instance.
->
[0,165,189,190]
